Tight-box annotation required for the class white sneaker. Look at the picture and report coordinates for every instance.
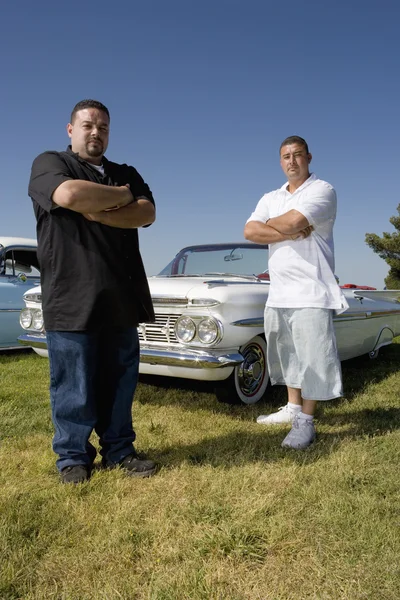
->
[281,415,316,449]
[256,404,300,425]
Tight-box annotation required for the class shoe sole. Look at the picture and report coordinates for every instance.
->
[257,419,295,425]
[101,463,158,478]
[281,438,316,450]
[124,465,158,478]
[60,473,90,484]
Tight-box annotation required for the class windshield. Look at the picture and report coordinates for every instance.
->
[158,244,269,278]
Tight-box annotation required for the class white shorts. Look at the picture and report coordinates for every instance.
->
[264,307,343,401]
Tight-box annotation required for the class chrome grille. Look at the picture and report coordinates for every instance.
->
[138,314,180,344]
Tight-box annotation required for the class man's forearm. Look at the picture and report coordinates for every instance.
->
[85,199,156,229]
[244,221,291,244]
[267,209,310,234]
[52,180,133,213]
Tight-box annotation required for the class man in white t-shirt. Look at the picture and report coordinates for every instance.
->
[244,136,348,449]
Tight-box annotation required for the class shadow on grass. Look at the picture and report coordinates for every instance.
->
[0,348,34,361]
[326,406,400,433]
[339,343,400,400]
[137,344,400,466]
[149,405,400,469]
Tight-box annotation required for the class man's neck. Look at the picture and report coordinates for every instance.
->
[84,157,103,166]
[287,173,310,194]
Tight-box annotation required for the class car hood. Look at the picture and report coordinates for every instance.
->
[148,276,270,304]
[22,278,270,308]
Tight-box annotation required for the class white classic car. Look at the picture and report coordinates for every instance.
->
[18,242,400,403]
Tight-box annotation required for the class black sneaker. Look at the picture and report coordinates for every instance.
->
[60,464,90,484]
[102,452,158,478]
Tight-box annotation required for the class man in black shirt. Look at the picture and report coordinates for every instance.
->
[29,99,157,483]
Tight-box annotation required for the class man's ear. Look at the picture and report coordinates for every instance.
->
[308,153,312,164]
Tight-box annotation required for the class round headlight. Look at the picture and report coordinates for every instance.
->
[175,316,196,342]
[32,309,44,331]
[198,318,219,344]
[20,308,32,329]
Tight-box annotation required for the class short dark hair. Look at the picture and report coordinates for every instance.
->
[280,136,309,154]
[70,99,110,123]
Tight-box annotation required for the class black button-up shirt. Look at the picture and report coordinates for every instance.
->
[28,147,155,331]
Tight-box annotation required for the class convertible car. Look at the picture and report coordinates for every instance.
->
[18,242,400,403]
[0,237,40,350]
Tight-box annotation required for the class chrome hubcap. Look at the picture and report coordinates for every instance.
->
[237,343,265,397]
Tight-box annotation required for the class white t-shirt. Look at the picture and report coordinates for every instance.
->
[89,163,105,176]
[247,173,348,313]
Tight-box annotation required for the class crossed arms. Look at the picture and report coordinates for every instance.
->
[244,209,313,244]
[52,180,155,229]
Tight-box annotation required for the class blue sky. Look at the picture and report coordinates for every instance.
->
[2,0,399,287]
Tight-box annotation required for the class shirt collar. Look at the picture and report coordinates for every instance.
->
[281,173,317,193]
[66,145,109,167]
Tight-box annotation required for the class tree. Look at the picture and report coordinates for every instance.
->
[365,203,400,289]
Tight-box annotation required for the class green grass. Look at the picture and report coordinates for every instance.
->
[0,341,399,600]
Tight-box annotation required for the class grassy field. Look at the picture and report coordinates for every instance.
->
[0,341,399,600]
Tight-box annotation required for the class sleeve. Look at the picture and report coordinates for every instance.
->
[126,166,155,228]
[127,166,155,206]
[246,193,270,224]
[28,152,73,213]
[292,184,337,228]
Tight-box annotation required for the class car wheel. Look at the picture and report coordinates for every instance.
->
[215,335,269,404]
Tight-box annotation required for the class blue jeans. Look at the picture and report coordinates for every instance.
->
[47,327,139,472]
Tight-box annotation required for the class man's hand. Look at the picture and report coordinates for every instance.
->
[84,184,134,222]
[291,225,314,240]
[104,184,133,212]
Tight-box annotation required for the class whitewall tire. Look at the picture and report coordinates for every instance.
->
[215,335,269,404]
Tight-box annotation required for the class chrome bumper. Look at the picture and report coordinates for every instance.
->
[139,346,244,369]
[18,333,244,370]
[19,332,47,349]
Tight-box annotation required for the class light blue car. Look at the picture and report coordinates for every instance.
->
[0,237,40,349]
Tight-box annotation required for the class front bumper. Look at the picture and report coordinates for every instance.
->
[18,333,244,370]
[19,332,47,349]
[139,345,243,369]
